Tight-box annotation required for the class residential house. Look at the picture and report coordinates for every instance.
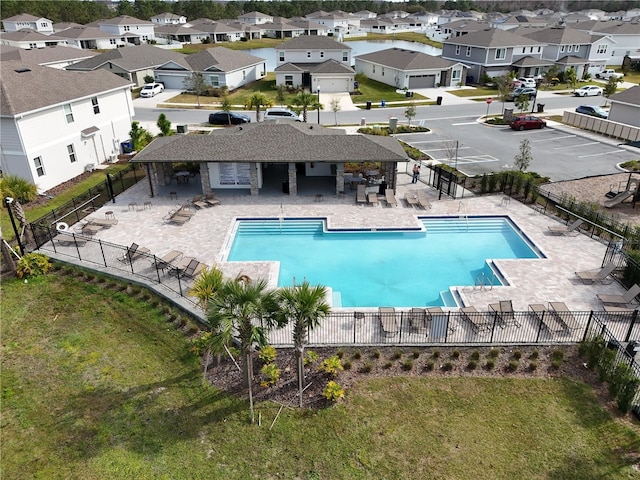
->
[307,10,359,36]
[274,36,354,92]
[360,18,398,34]
[287,18,329,36]
[153,46,266,90]
[2,13,54,35]
[53,22,83,33]
[261,18,307,39]
[522,26,615,77]
[442,28,546,83]
[380,11,410,19]
[353,10,377,20]
[189,19,244,43]
[66,45,186,86]
[154,24,208,45]
[218,20,263,40]
[0,29,66,49]
[494,15,551,31]
[0,45,97,69]
[575,21,640,64]
[96,15,156,45]
[607,86,640,127]
[237,11,273,25]
[441,19,492,39]
[355,48,466,88]
[56,26,124,50]
[0,61,134,192]
[131,122,408,197]
[409,11,440,26]
[151,12,187,26]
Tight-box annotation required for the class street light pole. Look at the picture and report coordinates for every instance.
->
[317,86,321,124]
[4,197,24,255]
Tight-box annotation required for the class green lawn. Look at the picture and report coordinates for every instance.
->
[2,272,639,480]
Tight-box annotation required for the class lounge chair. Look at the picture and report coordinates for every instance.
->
[417,192,432,209]
[172,257,206,279]
[488,300,521,328]
[192,195,209,209]
[153,250,183,272]
[119,243,150,264]
[597,283,640,307]
[575,262,616,284]
[385,189,397,207]
[379,307,399,337]
[548,219,583,236]
[56,233,88,247]
[404,193,419,207]
[528,303,566,333]
[549,301,580,331]
[409,308,427,333]
[86,217,118,228]
[367,192,379,206]
[204,193,221,207]
[459,306,493,333]
[356,185,367,205]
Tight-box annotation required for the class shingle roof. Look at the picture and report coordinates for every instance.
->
[609,86,640,106]
[444,28,544,48]
[182,47,265,73]
[132,123,408,163]
[0,61,132,115]
[356,48,458,70]
[510,56,554,67]
[274,62,307,73]
[0,29,59,41]
[522,26,596,44]
[555,55,586,64]
[310,59,355,74]
[56,26,119,40]
[276,35,351,50]
[98,15,153,26]
[0,45,97,65]
[2,13,45,22]
[67,45,185,72]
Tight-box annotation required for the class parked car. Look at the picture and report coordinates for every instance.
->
[594,69,623,80]
[139,82,164,98]
[208,111,251,125]
[573,85,603,97]
[263,108,302,122]
[506,87,537,101]
[511,77,536,88]
[575,105,608,119]
[510,115,546,131]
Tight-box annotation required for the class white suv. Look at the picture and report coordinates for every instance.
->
[263,108,302,122]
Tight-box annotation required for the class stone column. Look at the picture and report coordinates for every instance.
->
[250,162,259,196]
[287,162,297,196]
[336,163,345,194]
[199,162,211,194]
[146,163,159,197]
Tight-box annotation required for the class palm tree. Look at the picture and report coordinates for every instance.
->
[290,90,322,123]
[244,93,273,122]
[206,278,285,422]
[278,281,330,407]
[189,266,224,311]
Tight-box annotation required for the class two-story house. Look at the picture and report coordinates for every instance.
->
[96,15,156,45]
[442,28,546,83]
[0,61,134,192]
[575,20,640,65]
[2,13,54,35]
[151,12,187,26]
[307,10,359,36]
[274,35,355,93]
[0,29,66,49]
[237,11,274,25]
[55,25,124,50]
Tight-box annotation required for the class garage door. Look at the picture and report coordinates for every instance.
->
[154,74,185,90]
[316,77,350,93]
[408,75,436,89]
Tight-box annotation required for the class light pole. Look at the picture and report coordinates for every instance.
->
[4,197,24,255]
[317,85,321,124]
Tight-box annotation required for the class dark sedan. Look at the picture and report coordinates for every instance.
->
[510,115,546,131]
[208,111,251,125]
[575,105,608,119]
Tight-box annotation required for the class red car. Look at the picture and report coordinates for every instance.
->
[509,115,546,131]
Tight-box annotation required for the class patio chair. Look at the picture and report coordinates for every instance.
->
[356,185,367,205]
[528,303,566,334]
[409,308,427,333]
[547,219,583,236]
[152,250,183,272]
[597,283,640,307]
[56,233,88,247]
[367,192,379,206]
[385,189,398,207]
[204,193,221,207]
[119,242,150,264]
[163,211,189,226]
[178,258,207,279]
[459,306,493,333]
[86,216,118,228]
[575,262,616,284]
[549,301,580,331]
[404,193,419,207]
[417,192,432,209]
[488,300,521,328]
[192,195,209,209]
[378,307,399,337]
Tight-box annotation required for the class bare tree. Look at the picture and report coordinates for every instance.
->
[330,97,341,125]
[404,102,417,126]
[514,138,532,172]
[441,138,459,169]
[182,73,207,108]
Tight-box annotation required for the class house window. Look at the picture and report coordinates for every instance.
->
[573,45,579,51]
[597,44,608,54]
[523,47,526,53]
[40,22,47,27]
[67,144,76,163]
[452,69,461,80]
[567,45,573,52]
[455,45,460,55]
[124,26,130,31]
[209,75,219,87]
[466,46,471,57]
[560,45,565,52]
[63,104,74,123]
[110,38,116,45]
[530,47,534,53]
[320,51,324,58]
[372,65,376,74]
[33,156,45,176]
[495,48,506,60]
[307,51,311,58]
[284,75,293,86]
[91,97,100,114]
[242,70,246,79]
[279,51,284,61]
[381,67,385,76]
[342,51,348,61]
[29,43,37,48]
[537,46,541,53]
[142,36,148,41]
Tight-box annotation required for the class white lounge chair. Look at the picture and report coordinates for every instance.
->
[597,284,640,307]
[548,219,582,235]
[575,262,616,284]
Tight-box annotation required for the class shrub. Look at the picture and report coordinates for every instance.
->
[318,355,343,376]
[467,360,477,370]
[432,349,441,359]
[550,360,562,370]
[616,375,640,413]
[323,381,344,402]
[1,175,38,203]
[342,361,352,371]
[507,360,519,372]
[336,348,345,359]
[512,350,522,360]
[470,350,480,361]
[17,253,52,278]
[260,363,280,388]
[451,349,461,359]
[486,359,495,370]
[352,350,362,360]
[360,362,373,373]
[530,350,539,360]
[442,361,453,372]
[391,350,402,360]
[488,348,500,359]
[371,350,381,359]
[402,359,414,371]
[551,349,564,362]
[304,350,319,366]
[383,361,393,369]
[424,361,435,371]
[412,349,421,359]
[258,346,277,364]
[528,361,538,372]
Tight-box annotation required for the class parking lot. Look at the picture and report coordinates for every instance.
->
[397,119,638,181]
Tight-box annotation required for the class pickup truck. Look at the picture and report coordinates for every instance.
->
[595,69,624,80]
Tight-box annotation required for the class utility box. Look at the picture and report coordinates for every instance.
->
[626,340,640,358]
[504,108,514,122]
[389,117,398,133]
[360,117,366,126]
[177,124,188,134]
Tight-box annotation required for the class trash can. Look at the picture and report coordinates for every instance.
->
[381,99,386,108]
[366,101,372,110]
[436,96,443,105]
[379,182,387,195]
[406,91,412,98]
[282,181,289,194]
[537,104,545,113]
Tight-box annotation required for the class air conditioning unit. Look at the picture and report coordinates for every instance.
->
[106,154,117,163]
[84,163,95,172]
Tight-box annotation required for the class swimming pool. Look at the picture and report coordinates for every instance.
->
[226,216,542,308]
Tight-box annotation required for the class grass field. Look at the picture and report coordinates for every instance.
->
[2,271,639,480]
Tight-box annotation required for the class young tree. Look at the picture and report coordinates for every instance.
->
[441,138,459,169]
[129,121,152,151]
[496,73,513,114]
[220,94,233,125]
[404,102,417,126]
[244,92,273,122]
[156,113,172,136]
[182,72,207,108]
[275,84,287,106]
[515,93,530,113]
[290,90,321,123]
[278,281,330,407]
[514,138,533,172]
[603,76,620,102]
[564,68,577,88]
[330,96,341,125]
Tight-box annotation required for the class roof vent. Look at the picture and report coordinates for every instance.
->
[238,126,243,130]
[14,68,31,73]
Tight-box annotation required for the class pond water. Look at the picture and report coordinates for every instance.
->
[247,39,443,73]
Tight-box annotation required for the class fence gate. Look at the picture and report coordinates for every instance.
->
[426,165,459,199]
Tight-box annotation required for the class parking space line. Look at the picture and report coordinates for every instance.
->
[512,130,549,136]
[554,142,599,150]
[419,146,471,152]
[451,122,478,126]
[530,134,577,142]
[578,150,624,158]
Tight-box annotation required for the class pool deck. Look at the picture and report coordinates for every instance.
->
[47,169,622,316]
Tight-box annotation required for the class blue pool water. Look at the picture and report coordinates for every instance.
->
[226,217,541,308]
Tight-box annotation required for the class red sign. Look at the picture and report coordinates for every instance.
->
[486,97,493,104]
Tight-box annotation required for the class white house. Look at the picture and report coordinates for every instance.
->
[2,13,54,35]
[153,47,266,91]
[96,15,156,44]
[607,86,640,127]
[56,26,125,50]
[0,45,97,69]
[0,29,66,49]
[237,11,273,25]
[151,12,187,26]
[355,48,466,88]
[0,61,134,192]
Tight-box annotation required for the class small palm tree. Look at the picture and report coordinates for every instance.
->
[244,93,273,122]
[290,90,322,123]
[278,281,330,407]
